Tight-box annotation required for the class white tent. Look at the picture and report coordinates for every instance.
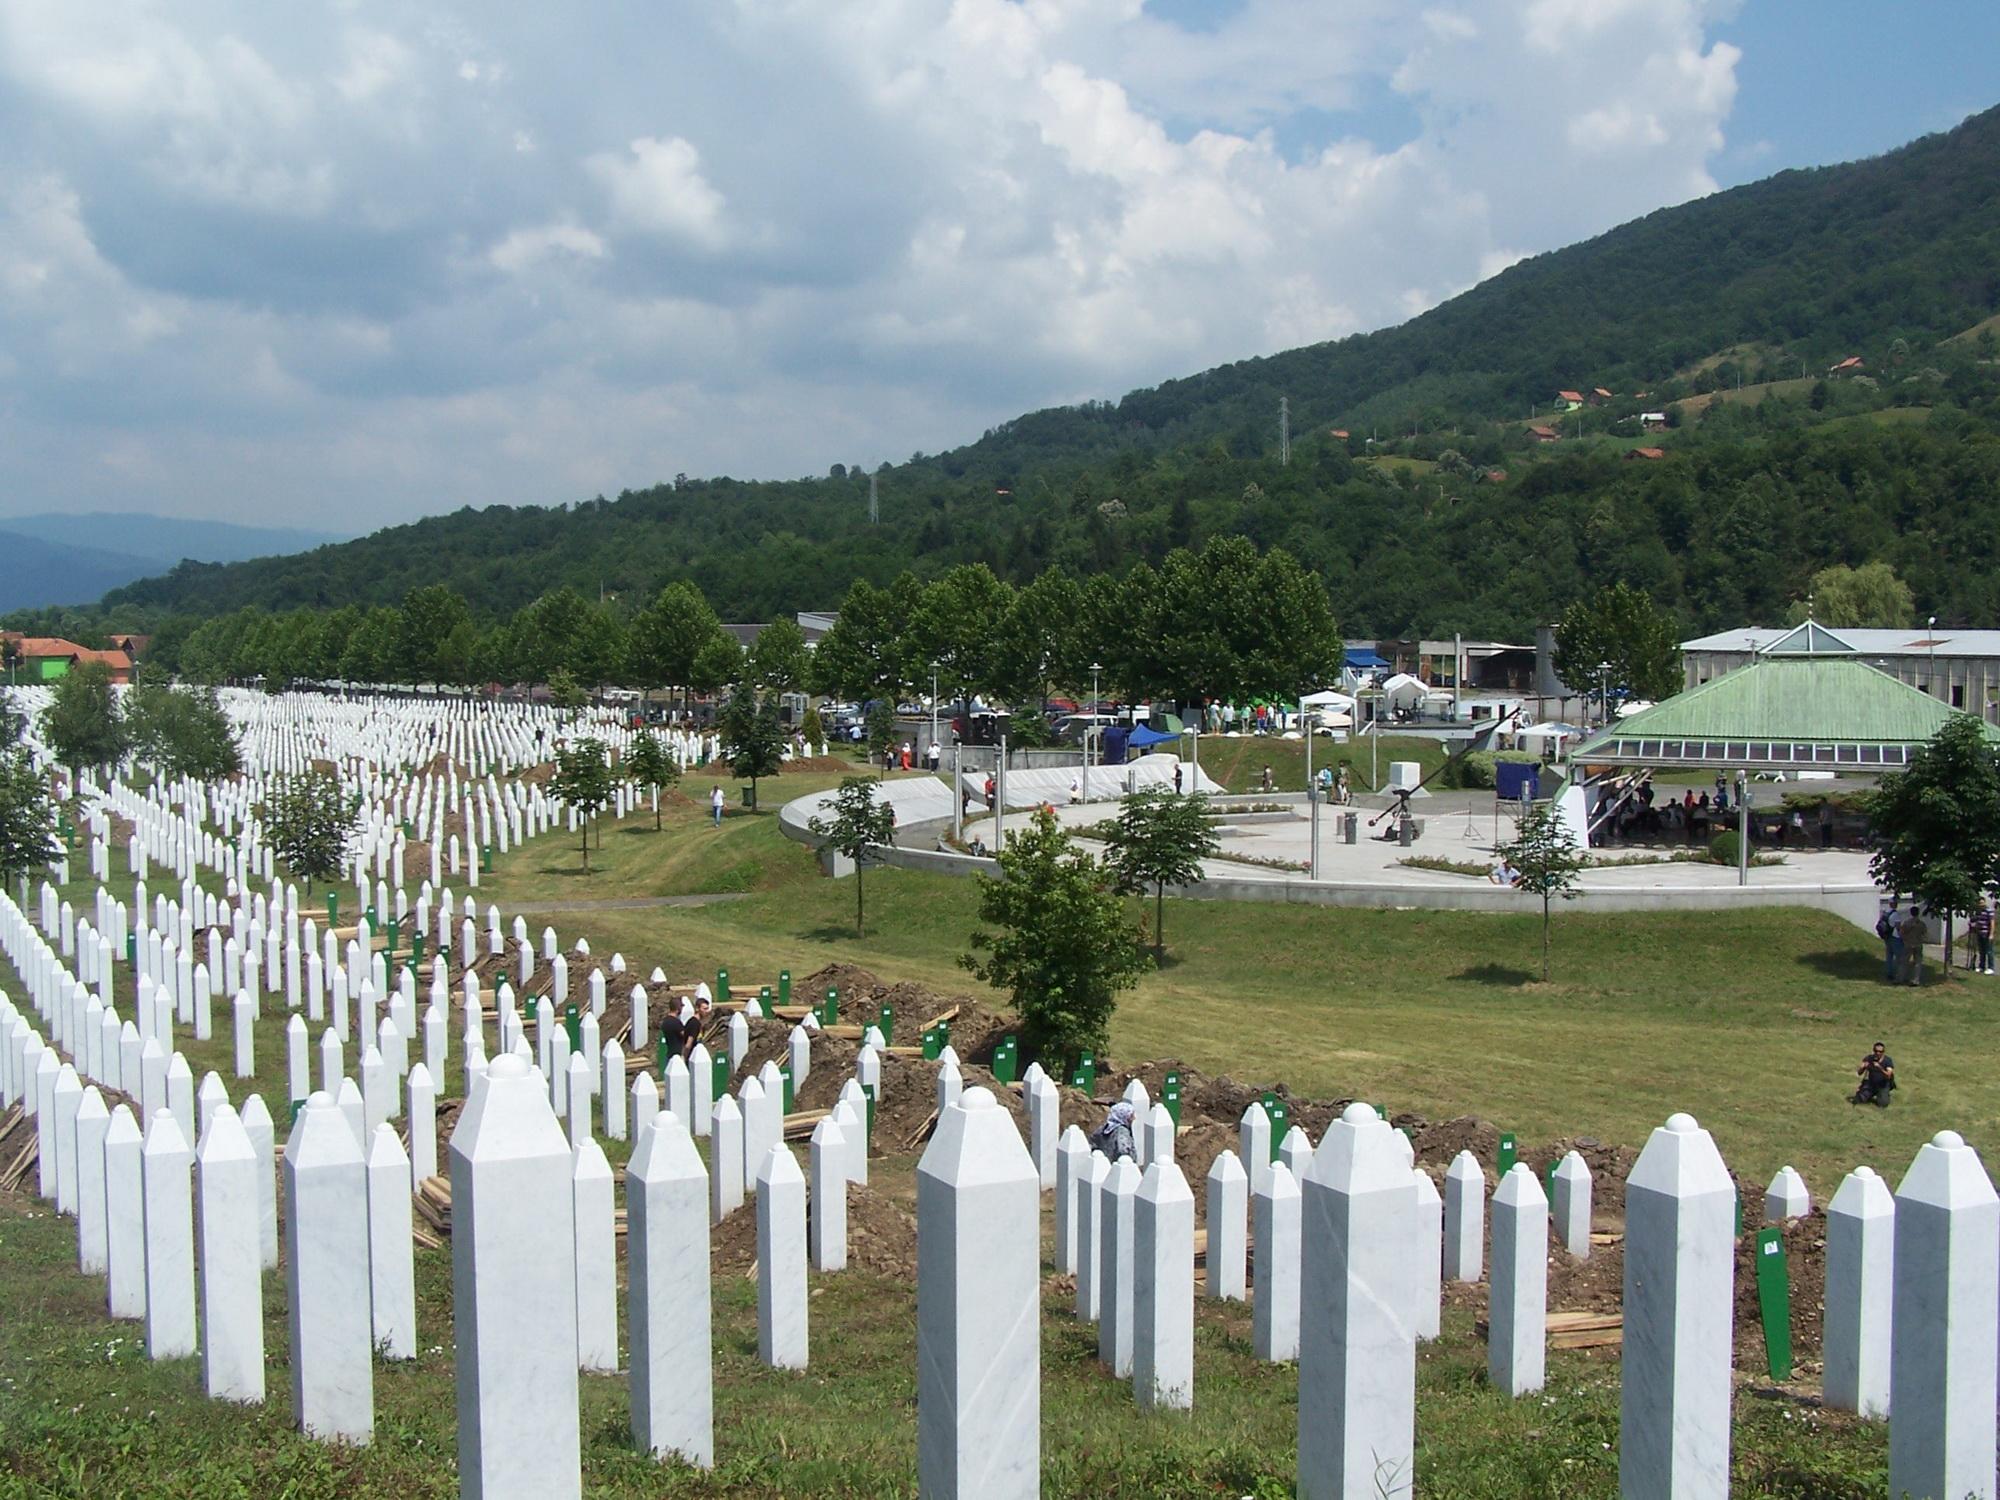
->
[1516,721,1585,757]
[1380,673,1429,709]
[1301,689,1357,712]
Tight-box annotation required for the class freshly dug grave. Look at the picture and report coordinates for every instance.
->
[709,1182,919,1281]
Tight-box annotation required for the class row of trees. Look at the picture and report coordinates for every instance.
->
[38,663,241,781]
[159,535,1343,713]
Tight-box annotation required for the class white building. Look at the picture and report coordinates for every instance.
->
[1683,622,2000,721]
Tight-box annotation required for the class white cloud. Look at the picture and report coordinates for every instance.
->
[0,0,1745,531]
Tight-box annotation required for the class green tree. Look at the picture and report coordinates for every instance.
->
[992,566,1085,706]
[126,685,241,780]
[516,587,591,686]
[960,808,1148,1065]
[629,582,722,708]
[263,769,359,885]
[799,704,825,749]
[547,669,587,716]
[42,661,128,776]
[1869,713,2000,973]
[1785,562,1916,628]
[0,747,59,888]
[339,606,402,684]
[1100,788,1221,957]
[865,700,897,762]
[746,617,809,695]
[568,603,629,694]
[910,563,1015,700]
[810,577,906,701]
[690,633,745,699]
[806,777,898,936]
[1553,583,1683,705]
[719,690,786,808]
[550,737,615,872]
[1497,803,1587,981]
[625,728,680,831]
[397,584,472,686]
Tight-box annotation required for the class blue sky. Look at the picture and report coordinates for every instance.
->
[0,0,1992,532]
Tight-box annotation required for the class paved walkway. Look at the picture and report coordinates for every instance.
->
[960,793,1876,892]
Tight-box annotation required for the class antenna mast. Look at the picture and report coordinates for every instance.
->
[868,472,879,525]
[1279,396,1291,466]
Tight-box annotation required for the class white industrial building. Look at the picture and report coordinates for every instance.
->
[1682,622,2000,721]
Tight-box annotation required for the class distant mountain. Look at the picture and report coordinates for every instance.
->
[70,102,2000,633]
[0,531,158,611]
[2,512,342,573]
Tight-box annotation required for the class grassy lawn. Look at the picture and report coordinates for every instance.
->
[1191,733,1453,794]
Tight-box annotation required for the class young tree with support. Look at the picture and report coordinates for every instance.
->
[719,691,786,809]
[1498,803,1586,982]
[806,777,898,936]
[1100,788,1220,959]
[961,808,1148,1069]
[624,729,680,831]
[262,769,360,885]
[550,737,615,872]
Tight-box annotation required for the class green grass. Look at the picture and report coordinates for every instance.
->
[1192,733,1451,794]
[0,1187,1888,1499]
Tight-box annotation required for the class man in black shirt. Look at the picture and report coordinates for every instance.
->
[1853,1042,1895,1107]
[655,1008,687,1073]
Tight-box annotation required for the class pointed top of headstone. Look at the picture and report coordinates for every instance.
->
[288,1093,362,1168]
[169,1053,195,1083]
[76,1085,108,1123]
[407,1062,433,1092]
[1304,1101,1405,1193]
[918,1086,1036,1189]
[197,1103,254,1164]
[1138,1157,1192,1206]
[241,1093,273,1131]
[1106,1157,1140,1195]
[1208,1150,1245,1183]
[1896,1128,1999,1210]
[1827,1164,1893,1219]
[1059,1123,1089,1149]
[1265,1158,1300,1200]
[367,1123,408,1171]
[757,1059,783,1088]
[1494,1162,1547,1207]
[740,1076,765,1106]
[1445,1149,1483,1181]
[1628,1113,1731,1197]
[711,1093,741,1125]
[1240,1101,1268,1127]
[1554,1149,1590,1181]
[573,1136,611,1182]
[144,1104,192,1159]
[450,1052,569,1167]
[198,1071,228,1104]
[628,1108,703,1184]
[811,1114,846,1149]
[755,1141,803,1189]
[106,1101,141,1145]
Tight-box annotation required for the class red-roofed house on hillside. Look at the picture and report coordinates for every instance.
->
[0,634,136,684]
[1829,356,1865,376]
[1589,387,1614,405]
[1625,447,1667,462]
[1555,390,1584,411]
[1527,424,1561,443]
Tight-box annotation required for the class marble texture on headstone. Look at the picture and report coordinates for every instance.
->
[755,1144,809,1369]
[1442,1149,1484,1282]
[1134,1158,1194,1410]
[1278,1124,1314,1181]
[573,1139,618,1373]
[1252,1160,1301,1362]
[1141,1102,1175,1169]
[197,1104,265,1402]
[1823,1165,1893,1419]
[1074,1150,1109,1320]
[406,1064,437,1187]
[240,1094,278,1270]
[74,1087,110,1274]
[1888,1129,1998,1500]
[710,1094,744,1222]
[916,1087,1039,1500]
[1296,1103,1419,1499]
[602,1042,626,1141]
[1412,1167,1442,1341]
[1206,1149,1248,1301]
[450,1053,580,1499]
[104,1104,147,1319]
[626,1112,712,1468]
[1764,1164,1810,1223]
[689,1042,713,1137]
[285,1093,374,1443]
[1552,1150,1591,1260]
[1055,1125,1087,1274]
[1098,1157,1140,1377]
[1239,1102,1271,1197]
[366,1125,417,1360]
[631,1071,659,1145]
[810,1114,848,1273]
[663,1054,689,1133]
[52,1062,81,1214]
[141,1108,196,1360]
[1488,1164,1548,1397]
[1027,1072,1058,1188]
[1618,1113,1734,1500]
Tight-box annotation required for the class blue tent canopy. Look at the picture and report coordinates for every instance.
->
[1126,723,1179,749]
[1345,648,1389,670]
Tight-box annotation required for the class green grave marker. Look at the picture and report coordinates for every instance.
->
[779,970,791,1007]
[1734,1187,1743,1239]
[1497,1132,1517,1177]
[759,985,772,1011]
[564,1004,581,1053]
[1754,1228,1792,1380]
[326,892,340,927]
[863,1082,877,1139]
[1268,1098,1289,1159]
[780,1068,794,1113]
[822,987,839,1026]
[1078,1052,1095,1094]
[1162,1069,1182,1127]
[922,1027,942,1061]
[125,934,136,964]
[1545,1160,1558,1201]
[411,932,425,966]
[877,1003,893,1042]
[717,968,730,1003]
[1068,1060,1088,1089]
[712,1052,729,1099]
[658,1036,671,1077]
[990,1036,1018,1085]
[481,845,493,873]
[289,1099,305,1127]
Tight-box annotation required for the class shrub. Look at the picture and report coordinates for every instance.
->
[1709,831,1741,866]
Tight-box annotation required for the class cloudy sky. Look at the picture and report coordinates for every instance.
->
[1,0,1994,534]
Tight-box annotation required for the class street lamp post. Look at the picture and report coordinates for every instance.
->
[929,661,940,764]
[1927,616,1938,697]
[1086,662,1102,803]
[1596,661,1613,727]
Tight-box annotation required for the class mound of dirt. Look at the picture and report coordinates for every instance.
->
[710,1182,918,1281]
[797,964,1014,1060]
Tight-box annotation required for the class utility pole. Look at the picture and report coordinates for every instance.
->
[1279,396,1291,466]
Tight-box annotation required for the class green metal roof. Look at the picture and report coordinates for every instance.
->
[1576,656,2000,770]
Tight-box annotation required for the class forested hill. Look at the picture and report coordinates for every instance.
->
[56,101,2000,637]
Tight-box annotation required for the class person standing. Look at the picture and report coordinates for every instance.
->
[1877,903,1902,982]
[1174,762,1184,795]
[1971,898,1995,975]
[1899,907,1928,986]
[1817,799,1835,849]
[710,783,725,828]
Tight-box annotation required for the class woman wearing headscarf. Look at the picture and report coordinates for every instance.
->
[1088,1100,1137,1162]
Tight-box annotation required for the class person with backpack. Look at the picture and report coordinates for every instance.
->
[1876,903,1902,982]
